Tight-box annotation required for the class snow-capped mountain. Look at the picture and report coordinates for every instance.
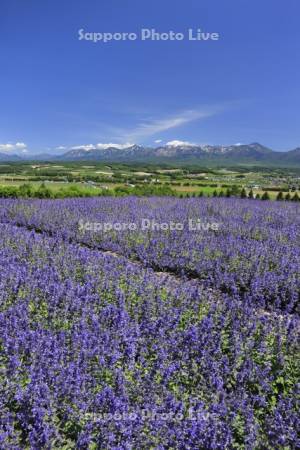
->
[2,142,300,166]
[55,142,300,166]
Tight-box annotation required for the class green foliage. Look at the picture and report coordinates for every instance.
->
[114,184,175,197]
[0,186,19,198]
[240,188,247,198]
[18,183,33,197]
[230,185,240,196]
[248,189,254,199]
[0,176,297,203]
[34,182,53,198]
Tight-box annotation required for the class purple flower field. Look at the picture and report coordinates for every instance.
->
[0,197,299,448]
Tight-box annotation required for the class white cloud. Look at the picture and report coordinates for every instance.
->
[0,142,27,152]
[154,139,162,144]
[166,140,195,147]
[0,144,14,151]
[118,107,221,142]
[56,146,67,150]
[95,142,133,150]
[70,143,133,151]
[71,144,95,151]
[16,142,27,149]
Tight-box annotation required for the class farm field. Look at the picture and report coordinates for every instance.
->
[0,196,299,448]
[0,162,299,199]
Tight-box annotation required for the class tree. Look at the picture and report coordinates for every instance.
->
[261,191,270,201]
[255,193,261,200]
[18,183,33,198]
[248,189,254,199]
[276,191,284,201]
[230,185,240,196]
[285,192,291,201]
[213,190,218,197]
[34,183,53,199]
[198,191,203,197]
[240,188,247,198]
[292,192,299,202]
[0,186,19,198]
[225,188,231,198]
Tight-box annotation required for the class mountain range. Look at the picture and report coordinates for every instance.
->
[1,143,300,167]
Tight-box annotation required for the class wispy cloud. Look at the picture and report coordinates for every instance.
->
[115,107,223,142]
[47,103,230,152]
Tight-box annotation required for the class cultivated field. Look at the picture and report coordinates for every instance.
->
[0,197,299,448]
[0,162,299,199]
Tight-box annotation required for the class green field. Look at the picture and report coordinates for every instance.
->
[0,162,299,200]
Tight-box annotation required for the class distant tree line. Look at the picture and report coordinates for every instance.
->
[0,183,176,199]
[180,186,300,202]
[0,183,299,201]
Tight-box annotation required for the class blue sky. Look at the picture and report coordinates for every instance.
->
[0,0,299,155]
